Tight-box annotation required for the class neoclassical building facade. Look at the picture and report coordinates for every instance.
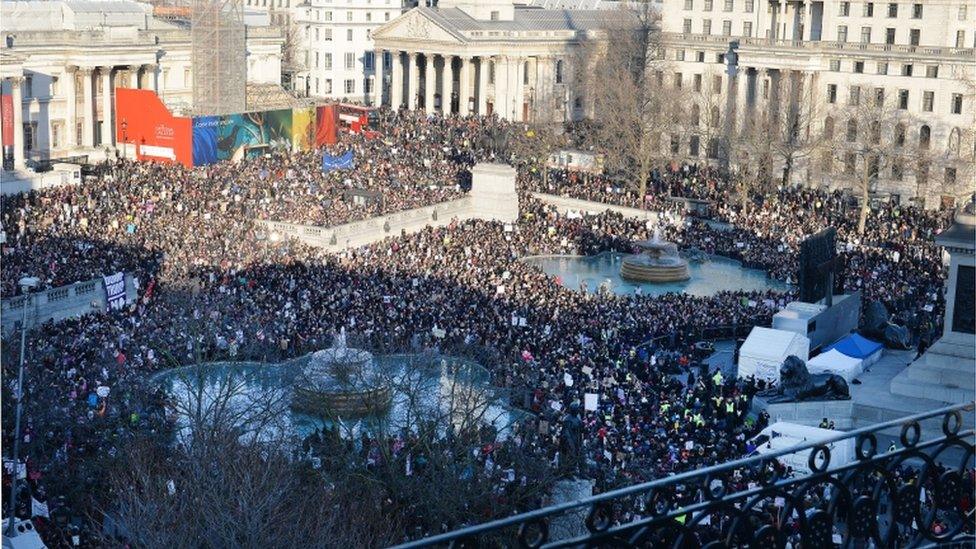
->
[371,0,616,122]
[0,0,284,172]
[660,0,976,205]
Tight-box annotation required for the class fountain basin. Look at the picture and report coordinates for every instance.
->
[523,252,788,297]
[620,254,690,282]
[620,236,691,282]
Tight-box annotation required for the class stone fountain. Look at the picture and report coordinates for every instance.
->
[620,228,691,283]
[292,329,393,416]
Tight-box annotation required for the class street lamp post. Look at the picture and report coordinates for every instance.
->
[121,119,128,159]
[5,276,39,538]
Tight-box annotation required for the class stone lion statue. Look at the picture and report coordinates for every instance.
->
[759,355,851,403]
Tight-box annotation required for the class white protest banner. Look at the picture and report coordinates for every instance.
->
[563,373,574,387]
[31,498,49,518]
[584,393,599,411]
[96,386,110,398]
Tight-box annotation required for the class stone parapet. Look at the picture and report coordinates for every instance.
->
[1,273,137,335]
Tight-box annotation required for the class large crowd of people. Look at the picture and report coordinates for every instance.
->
[1,108,962,547]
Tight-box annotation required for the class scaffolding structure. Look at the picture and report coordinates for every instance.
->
[191,0,246,115]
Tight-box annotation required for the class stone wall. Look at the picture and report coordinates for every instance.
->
[260,196,477,252]
[531,192,662,223]
[259,162,518,252]
[1,273,138,335]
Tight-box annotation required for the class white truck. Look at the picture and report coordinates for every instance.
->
[747,422,855,475]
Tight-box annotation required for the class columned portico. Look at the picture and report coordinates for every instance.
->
[371,3,597,122]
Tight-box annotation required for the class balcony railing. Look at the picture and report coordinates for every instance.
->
[663,32,976,59]
[394,402,975,548]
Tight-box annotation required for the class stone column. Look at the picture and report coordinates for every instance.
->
[477,57,488,115]
[514,57,525,121]
[758,68,769,104]
[407,52,419,110]
[65,67,77,149]
[126,65,139,89]
[494,56,508,120]
[11,77,25,169]
[440,55,453,114]
[100,67,113,146]
[391,51,403,109]
[81,68,94,148]
[148,64,159,93]
[424,55,436,112]
[374,49,385,107]
[459,56,472,115]
[736,66,750,131]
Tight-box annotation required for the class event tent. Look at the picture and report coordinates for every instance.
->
[824,333,884,366]
[737,327,810,383]
[805,349,863,383]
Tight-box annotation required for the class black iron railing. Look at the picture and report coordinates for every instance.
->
[393,402,975,548]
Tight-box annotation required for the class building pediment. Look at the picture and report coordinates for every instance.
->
[372,9,465,46]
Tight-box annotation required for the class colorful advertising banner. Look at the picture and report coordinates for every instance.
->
[292,107,315,153]
[192,109,294,166]
[114,88,320,168]
[114,88,193,167]
[315,104,338,146]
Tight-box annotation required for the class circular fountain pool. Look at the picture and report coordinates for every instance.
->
[524,252,788,298]
[152,352,524,443]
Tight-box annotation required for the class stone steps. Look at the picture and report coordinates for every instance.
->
[891,335,975,404]
[890,374,975,404]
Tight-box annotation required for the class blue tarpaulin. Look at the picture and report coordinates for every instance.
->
[824,333,883,360]
[322,150,354,172]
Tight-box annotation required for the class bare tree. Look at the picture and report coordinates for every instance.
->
[773,75,830,187]
[101,342,557,547]
[576,2,686,198]
[825,92,916,234]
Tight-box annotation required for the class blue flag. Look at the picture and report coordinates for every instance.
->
[322,150,355,172]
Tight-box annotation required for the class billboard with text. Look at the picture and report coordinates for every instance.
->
[192,109,296,166]
[116,88,321,167]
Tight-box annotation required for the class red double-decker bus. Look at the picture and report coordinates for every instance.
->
[337,104,378,134]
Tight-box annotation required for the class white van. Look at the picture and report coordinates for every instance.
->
[747,422,855,475]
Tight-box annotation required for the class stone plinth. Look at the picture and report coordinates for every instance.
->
[752,396,854,429]
[469,163,518,223]
[890,201,975,405]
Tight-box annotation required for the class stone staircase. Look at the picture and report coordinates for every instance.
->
[890,334,975,405]
[846,345,974,441]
